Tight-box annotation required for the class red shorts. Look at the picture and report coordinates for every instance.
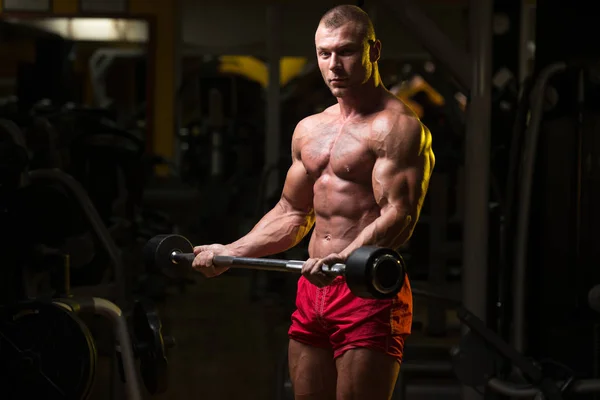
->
[288,274,413,363]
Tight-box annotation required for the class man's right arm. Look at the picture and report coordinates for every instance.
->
[223,125,315,258]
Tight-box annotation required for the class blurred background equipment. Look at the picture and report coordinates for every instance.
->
[1,0,600,399]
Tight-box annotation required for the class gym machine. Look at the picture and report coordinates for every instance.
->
[0,296,171,400]
[0,121,175,399]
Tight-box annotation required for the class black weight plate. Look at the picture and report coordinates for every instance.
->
[144,234,193,279]
[0,301,97,400]
[133,298,169,394]
[141,357,168,395]
[143,234,169,273]
[345,246,406,299]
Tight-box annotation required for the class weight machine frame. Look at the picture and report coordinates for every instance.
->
[27,169,142,400]
[54,297,143,400]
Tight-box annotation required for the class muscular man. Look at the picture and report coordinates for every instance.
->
[193,5,434,399]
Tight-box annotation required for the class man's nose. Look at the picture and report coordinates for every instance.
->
[329,54,341,71]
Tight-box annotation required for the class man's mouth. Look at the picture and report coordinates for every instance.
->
[330,78,347,85]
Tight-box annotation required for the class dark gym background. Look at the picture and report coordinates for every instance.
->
[1,0,599,399]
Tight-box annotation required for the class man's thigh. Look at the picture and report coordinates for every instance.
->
[288,339,337,400]
[335,348,400,400]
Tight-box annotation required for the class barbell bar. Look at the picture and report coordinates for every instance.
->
[144,234,407,299]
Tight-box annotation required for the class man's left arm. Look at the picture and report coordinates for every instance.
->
[339,115,434,259]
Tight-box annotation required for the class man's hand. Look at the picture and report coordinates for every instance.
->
[301,253,345,288]
[192,244,232,277]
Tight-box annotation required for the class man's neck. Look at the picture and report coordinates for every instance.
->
[337,72,386,119]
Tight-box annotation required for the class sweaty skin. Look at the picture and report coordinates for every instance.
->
[193,9,435,399]
[192,22,434,287]
[193,96,433,286]
[294,96,432,287]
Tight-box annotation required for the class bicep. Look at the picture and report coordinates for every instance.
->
[372,124,433,214]
[281,159,314,214]
[279,119,315,214]
[373,157,425,214]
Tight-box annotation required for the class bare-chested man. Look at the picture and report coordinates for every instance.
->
[192,5,434,399]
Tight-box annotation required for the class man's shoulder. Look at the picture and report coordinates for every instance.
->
[373,98,422,138]
[370,102,428,157]
[295,105,338,132]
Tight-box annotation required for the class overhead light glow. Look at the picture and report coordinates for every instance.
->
[6,18,148,43]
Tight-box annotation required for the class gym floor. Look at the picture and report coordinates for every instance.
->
[87,180,463,400]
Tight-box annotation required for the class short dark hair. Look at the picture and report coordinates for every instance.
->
[319,5,376,42]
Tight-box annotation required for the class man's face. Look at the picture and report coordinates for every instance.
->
[315,22,374,98]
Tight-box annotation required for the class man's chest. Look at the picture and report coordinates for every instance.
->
[300,123,375,181]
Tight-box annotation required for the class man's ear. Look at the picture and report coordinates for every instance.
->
[370,39,381,63]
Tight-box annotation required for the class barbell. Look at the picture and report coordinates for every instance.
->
[144,234,407,299]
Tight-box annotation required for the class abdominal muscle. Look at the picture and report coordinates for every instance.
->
[306,173,380,259]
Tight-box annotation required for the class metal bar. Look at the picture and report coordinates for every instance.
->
[54,297,142,400]
[92,298,143,400]
[512,62,567,352]
[518,2,534,85]
[28,169,127,306]
[381,0,472,91]
[462,0,493,397]
[171,252,345,274]
[214,256,306,271]
[111,351,123,400]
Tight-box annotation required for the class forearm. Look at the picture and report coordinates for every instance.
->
[339,207,413,258]
[225,201,314,258]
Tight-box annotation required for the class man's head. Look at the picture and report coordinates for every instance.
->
[315,5,381,98]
